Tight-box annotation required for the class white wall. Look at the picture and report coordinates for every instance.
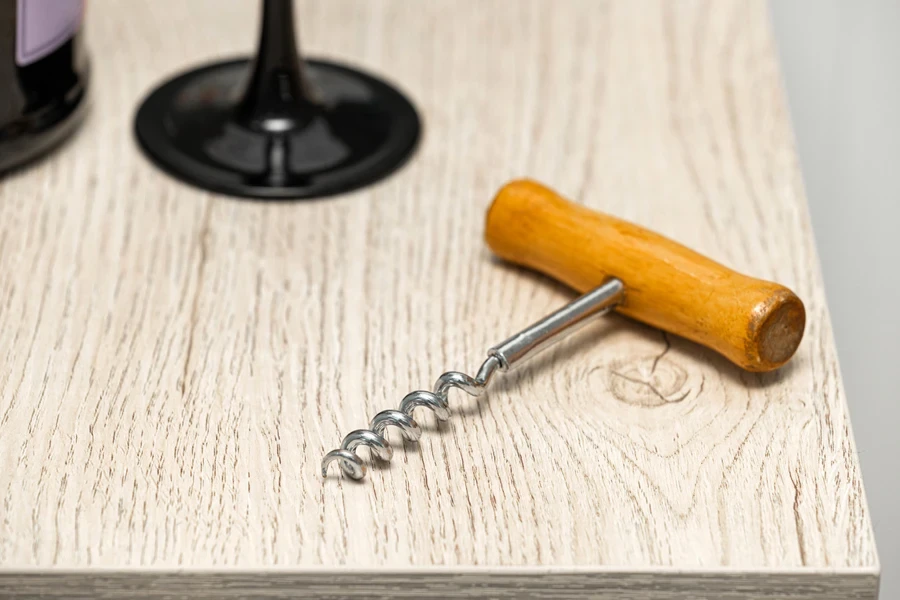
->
[769,1,900,596]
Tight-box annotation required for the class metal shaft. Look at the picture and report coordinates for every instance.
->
[488,278,624,370]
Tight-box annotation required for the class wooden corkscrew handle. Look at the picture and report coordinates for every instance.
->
[484,179,806,372]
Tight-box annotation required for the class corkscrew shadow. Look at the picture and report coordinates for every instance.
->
[368,439,425,472]
[451,317,625,417]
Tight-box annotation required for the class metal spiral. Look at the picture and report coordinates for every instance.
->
[321,355,501,480]
[321,279,626,482]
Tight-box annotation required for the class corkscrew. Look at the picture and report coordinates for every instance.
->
[322,179,807,481]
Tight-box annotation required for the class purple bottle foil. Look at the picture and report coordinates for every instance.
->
[16,0,83,66]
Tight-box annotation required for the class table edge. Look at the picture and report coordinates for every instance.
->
[0,565,880,600]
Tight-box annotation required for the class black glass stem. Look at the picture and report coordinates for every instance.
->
[134,0,420,200]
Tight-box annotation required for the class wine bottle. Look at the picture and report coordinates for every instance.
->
[0,0,89,173]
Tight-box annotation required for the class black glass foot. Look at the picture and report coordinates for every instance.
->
[133,0,420,200]
[135,59,420,200]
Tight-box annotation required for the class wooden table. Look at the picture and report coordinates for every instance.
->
[0,1,879,598]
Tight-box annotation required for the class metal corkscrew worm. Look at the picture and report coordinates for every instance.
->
[322,278,625,480]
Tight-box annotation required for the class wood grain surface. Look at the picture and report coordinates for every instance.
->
[0,0,879,598]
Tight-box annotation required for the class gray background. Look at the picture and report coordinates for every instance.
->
[769,1,899,596]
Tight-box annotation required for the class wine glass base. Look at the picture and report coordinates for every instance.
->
[134,58,421,200]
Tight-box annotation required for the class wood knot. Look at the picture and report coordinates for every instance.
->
[607,355,695,407]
